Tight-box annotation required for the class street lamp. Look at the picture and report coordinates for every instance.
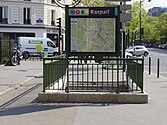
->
[139,0,151,44]
[52,0,81,54]
[53,0,81,7]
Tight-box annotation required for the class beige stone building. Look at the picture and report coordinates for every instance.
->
[0,0,67,43]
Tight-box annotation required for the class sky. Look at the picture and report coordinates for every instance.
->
[145,0,167,8]
[129,0,167,10]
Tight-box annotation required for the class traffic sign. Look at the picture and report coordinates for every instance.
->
[120,13,132,22]
[120,5,132,10]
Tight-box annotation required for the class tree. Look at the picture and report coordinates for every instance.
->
[1,35,11,64]
[158,12,167,39]
[143,15,159,41]
[81,0,115,7]
[81,0,105,6]
[126,1,167,43]
[126,1,150,43]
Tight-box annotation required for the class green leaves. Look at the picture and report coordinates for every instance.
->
[80,0,167,43]
[126,1,167,43]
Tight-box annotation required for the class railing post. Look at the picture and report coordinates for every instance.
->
[42,58,45,92]
[141,58,144,93]
[116,59,119,93]
[149,57,151,75]
[157,58,160,78]
[65,58,69,93]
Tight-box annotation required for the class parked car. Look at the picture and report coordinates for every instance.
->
[158,44,162,49]
[126,46,149,57]
[161,44,166,49]
[164,44,167,50]
[125,52,132,57]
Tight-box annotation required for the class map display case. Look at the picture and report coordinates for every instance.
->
[65,6,121,56]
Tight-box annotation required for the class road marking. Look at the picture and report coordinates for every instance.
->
[144,71,167,80]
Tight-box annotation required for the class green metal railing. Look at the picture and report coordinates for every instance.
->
[43,55,144,93]
[126,57,144,92]
[43,55,67,92]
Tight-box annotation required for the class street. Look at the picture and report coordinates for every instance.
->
[145,48,167,78]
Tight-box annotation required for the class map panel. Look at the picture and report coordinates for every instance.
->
[70,18,116,52]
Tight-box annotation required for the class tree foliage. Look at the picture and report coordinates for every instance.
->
[158,13,167,39]
[81,0,105,7]
[81,0,115,7]
[126,1,167,43]
[80,0,167,43]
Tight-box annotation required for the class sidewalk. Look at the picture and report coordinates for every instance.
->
[0,61,167,125]
[0,60,43,96]
[0,71,167,125]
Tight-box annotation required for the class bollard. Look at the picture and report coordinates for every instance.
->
[149,57,151,75]
[157,58,160,78]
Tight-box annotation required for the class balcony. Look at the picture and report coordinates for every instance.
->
[0,18,8,24]
[51,20,55,26]
[24,19,31,24]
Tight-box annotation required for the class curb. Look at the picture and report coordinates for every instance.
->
[0,73,42,96]
[38,91,148,104]
[0,64,4,67]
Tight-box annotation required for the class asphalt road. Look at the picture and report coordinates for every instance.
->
[0,60,43,95]
[144,48,167,78]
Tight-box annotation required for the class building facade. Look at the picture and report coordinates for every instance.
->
[0,0,67,43]
[148,7,167,16]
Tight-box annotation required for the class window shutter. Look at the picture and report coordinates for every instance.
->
[19,7,23,24]
[47,9,51,25]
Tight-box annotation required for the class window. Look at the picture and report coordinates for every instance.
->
[51,0,55,4]
[51,10,55,26]
[0,6,8,24]
[47,41,55,48]
[23,8,31,24]
[135,47,140,50]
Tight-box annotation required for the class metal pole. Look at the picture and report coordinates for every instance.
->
[149,57,151,75]
[0,38,2,63]
[58,18,62,55]
[157,58,160,78]
[139,0,151,43]
[139,0,142,43]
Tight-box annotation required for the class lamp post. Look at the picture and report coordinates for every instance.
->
[52,0,81,54]
[139,0,151,43]
[53,0,81,7]
[0,34,2,63]
[139,0,142,43]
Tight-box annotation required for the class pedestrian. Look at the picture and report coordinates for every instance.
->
[39,51,42,61]
[23,51,27,61]
[16,47,21,65]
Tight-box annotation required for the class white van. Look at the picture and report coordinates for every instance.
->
[17,37,59,58]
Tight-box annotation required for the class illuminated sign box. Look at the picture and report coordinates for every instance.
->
[69,7,119,17]
[67,7,121,56]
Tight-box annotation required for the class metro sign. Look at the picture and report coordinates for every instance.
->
[69,7,119,17]
[69,9,89,16]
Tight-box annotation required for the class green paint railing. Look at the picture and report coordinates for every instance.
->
[126,56,144,92]
[43,55,68,92]
[42,55,144,93]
